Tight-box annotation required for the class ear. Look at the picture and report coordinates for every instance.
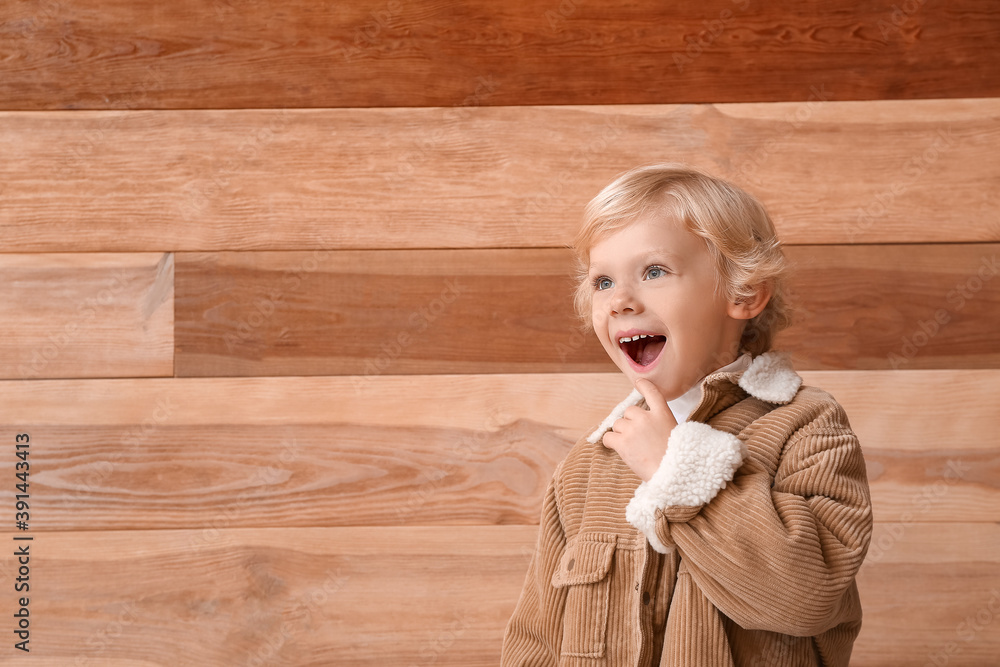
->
[727,280,772,321]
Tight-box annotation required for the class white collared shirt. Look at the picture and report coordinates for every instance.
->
[666,352,753,424]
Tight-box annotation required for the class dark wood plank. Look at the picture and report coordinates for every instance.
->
[0,253,173,380]
[776,244,1000,370]
[1,243,994,380]
[1,0,998,109]
[174,248,612,376]
[0,524,995,665]
[2,100,998,252]
[4,370,997,531]
[173,244,1000,377]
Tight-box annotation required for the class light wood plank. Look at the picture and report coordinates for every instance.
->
[0,253,173,379]
[1,0,998,109]
[0,526,534,666]
[806,369,1000,453]
[1,100,998,251]
[854,523,1000,666]
[2,370,997,530]
[0,524,994,665]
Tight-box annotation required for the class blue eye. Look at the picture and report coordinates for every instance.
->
[645,266,668,280]
[592,276,613,291]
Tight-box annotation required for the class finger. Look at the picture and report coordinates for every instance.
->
[634,378,667,415]
[601,430,618,449]
[622,405,645,421]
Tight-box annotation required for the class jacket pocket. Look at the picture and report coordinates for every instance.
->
[550,533,617,658]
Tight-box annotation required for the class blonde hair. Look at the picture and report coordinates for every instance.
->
[571,163,796,357]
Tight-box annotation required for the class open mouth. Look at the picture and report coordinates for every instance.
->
[619,334,667,367]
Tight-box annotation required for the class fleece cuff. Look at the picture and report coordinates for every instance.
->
[625,421,746,554]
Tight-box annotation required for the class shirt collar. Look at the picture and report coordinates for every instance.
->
[666,352,752,424]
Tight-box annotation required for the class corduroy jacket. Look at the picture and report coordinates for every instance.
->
[501,351,873,666]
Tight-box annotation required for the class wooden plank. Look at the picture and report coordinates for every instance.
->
[0,524,995,665]
[5,373,614,531]
[0,526,534,665]
[3,243,994,382]
[808,370,1000,454]
[174,248,611,377]
[775,243,1000,370]
[3,370,997,531]
[0,253,173,380]
[854,523,1000,666]
[171,244,1000,378]
[1,0,998,109]
[1,99,998,252]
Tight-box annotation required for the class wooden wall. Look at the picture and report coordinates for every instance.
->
[1,1,999,664]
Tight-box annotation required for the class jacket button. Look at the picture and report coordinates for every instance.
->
[567,558,575,571]
[642,591,650,605]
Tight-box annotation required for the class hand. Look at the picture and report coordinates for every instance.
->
[601,378,679,482]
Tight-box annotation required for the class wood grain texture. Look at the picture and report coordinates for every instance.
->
[174,248,610,377]
[854,523,1000,666]
[3,242,995,381]
[0,526,533,666]
[1,0,994,659]
[2,99,998,252]
[3,370,997,531]
[1,0,998,109]
[0,253,173,380]
[776,243,1000,370]
[0,524,995,665]
[171,244,1000,378]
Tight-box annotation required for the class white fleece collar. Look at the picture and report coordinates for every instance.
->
[586,350,802,444]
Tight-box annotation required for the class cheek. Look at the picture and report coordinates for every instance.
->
[590,310,612,345]
[590,299,604,326]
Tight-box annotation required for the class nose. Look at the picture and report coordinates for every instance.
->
[609,282,641,315]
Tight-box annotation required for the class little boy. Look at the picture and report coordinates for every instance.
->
[501,164,873,666]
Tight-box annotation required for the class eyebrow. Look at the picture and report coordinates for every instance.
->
[643,248,680,261]
[588,248,681,273]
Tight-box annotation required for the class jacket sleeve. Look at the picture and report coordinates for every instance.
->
[625,397,873,637]
[501,460,569,666]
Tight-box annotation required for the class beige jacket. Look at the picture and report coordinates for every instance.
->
[501,351,873,666]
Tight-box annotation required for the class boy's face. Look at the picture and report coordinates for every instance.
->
[588,213,751,401]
